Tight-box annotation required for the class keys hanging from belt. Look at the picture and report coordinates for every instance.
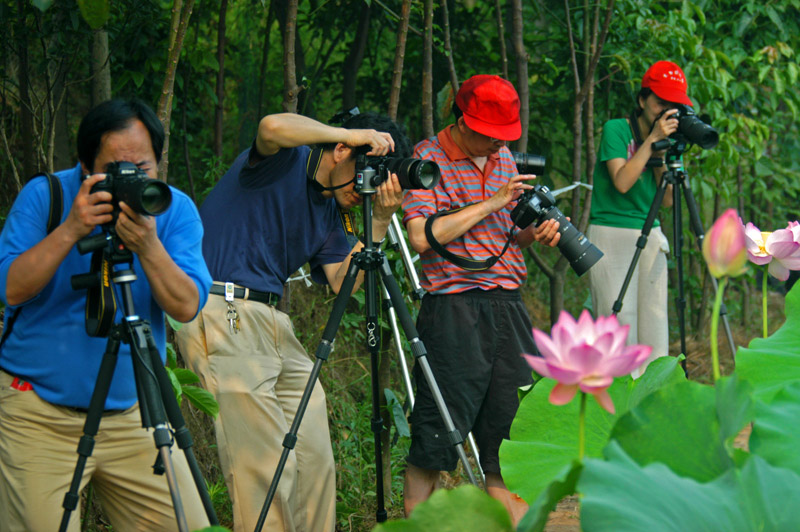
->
[225,282,240,334]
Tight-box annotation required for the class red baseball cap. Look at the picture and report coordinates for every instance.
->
[455,75,521,141]
[642,61,693,107]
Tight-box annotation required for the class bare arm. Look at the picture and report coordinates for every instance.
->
[5,175,113,307]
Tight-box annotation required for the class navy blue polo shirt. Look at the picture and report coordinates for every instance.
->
[200,145,351,294]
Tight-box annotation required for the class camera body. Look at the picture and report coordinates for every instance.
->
[355,154,440,193]
[668,104,719,149]
[91,161,172,217]
[510,184,603,276]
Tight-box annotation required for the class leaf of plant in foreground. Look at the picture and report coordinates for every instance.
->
[515,461,582,532]
[610,380,732,482]
[500,356,684,504]
[737,282,800,402]
[372,485,512,532]
[579,442,800,531]
[750,380,800,476]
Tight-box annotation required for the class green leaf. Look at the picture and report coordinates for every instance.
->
[77,0,110,30]
[372,485,512,532]
[516,461,582,532]
[31,0,55,11]
[167,315,183,332]
[611,380,733,482]
[579,442,800,531]
[166,366,183,402]
[500,356,684,504]
[737,283,800,402]
[750,380,800,476]
[715,375,755,454]
[172,367,201,385]
[182,385,219,418]
[384,388,410,438]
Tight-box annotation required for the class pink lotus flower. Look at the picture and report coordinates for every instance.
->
[745,222,800,281]
[702,209,747,278]
[522,310,652,414]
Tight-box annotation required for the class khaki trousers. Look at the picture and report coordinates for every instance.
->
[0,370,210,532]
[175,295,336,532]
[587,224,669,377]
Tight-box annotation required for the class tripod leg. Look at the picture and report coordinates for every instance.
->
[59,335,121,532]
[254,258,361,532]
[146,335,220,525]
[365,267,388,522]
[377,257,479,487]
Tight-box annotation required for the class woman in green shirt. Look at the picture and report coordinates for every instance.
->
[588,60,693,376]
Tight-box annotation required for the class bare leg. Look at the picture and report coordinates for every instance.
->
[403,463,441,517]
[485,472,528,526]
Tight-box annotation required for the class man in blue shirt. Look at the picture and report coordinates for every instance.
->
[0,99,213,531]
[175,111,409,532]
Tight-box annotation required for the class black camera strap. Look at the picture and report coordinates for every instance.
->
[424,207,516,272]
[84,248,117,337]
[1,173,63,354]
[305,147,359,246]
[629,111,644,146]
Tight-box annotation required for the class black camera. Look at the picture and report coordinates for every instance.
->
[668,104,718,149]
[510,185,603,276]
[355,154,441,193]
[510,151,546,176]
[91,161,172,216]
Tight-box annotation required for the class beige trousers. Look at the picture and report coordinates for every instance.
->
[0,370,210,532]
[587,224,669,377]
[175,295,336,532]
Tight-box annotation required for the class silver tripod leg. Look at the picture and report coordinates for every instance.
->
[385,214,486,487]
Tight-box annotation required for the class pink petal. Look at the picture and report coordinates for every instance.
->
[562,343,605,375]
[532,329,562,363]
[590,389,616,414]
[768,261,791,282]
[578,376,614,392]
[748,253,773,266]
[765,230,799,258]
[549,383,578,406]
[522,353,551,377]
[546,364,584,385]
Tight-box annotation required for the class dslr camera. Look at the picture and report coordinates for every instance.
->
[355,154,441,193]
[509,155,603,276]
[91,161,172,217]
[666,104,719,149]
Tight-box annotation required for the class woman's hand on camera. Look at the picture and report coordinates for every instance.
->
[650,108,679,144]
[115,201,158,256]
[65,174,114,241]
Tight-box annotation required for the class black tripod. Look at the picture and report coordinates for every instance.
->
[612,137,737,372]
[254,174,478,532]
[59,230,218,532]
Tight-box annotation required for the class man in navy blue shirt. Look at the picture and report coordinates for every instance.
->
[0,99,212,530]
[175,111,410,532]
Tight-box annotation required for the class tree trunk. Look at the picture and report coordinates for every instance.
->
[421,0,434,138]
[342,2,372,111]
[440,0,459,94]
[214,0,229,160]
[91,29,111,106]
[157,0,196,182]
[16,0,36,180]
[387,0,411,121]
[494,0,509,79]
[510,0,528,151]
[281,0,299,113]
[257,0,275,119]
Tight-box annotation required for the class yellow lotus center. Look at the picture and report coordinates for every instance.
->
[759,231,772,254]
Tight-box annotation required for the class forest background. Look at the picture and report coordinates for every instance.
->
[2,0,799,530]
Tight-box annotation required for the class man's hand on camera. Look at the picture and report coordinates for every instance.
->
[486,174,535,214]
[115,201,158,256]
[65,174,114,241]
[372,172,405,222]
[346,129,395,156]
[534,218,561,247]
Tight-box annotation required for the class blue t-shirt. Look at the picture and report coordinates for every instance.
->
[200,145,351,293]
[0,164,212,410]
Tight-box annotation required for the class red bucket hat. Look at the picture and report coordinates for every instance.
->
[455,75,522,141]
[642,61,693,107]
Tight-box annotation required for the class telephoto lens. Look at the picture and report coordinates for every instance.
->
[93,161,173,216]
[510,151,546,176]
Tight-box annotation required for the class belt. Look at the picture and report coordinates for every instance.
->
[210,283,280,306]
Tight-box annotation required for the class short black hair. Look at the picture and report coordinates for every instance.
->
[77,98,165,170]
[635,87,654,116]
[319,111,412,159]
[452,102,463,122]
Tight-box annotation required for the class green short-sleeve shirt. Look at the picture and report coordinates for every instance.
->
[590,118,659,229]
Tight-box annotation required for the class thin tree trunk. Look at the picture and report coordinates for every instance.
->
[91,29,111,106]
[421,0,434,138]
[281,0,299,113]
[510,0,528,151]
[182,79,196,202]
[494,0,509,79]
[342,2,372,111]
[387,0,411,121]
[440,0,459,93]
[157,0,195,182]
[214,0,228,160]
[17,0,36,179]
[257,0,275,119]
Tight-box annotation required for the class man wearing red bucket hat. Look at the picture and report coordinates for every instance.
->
[588,60,692,377]
[401,74,560,523]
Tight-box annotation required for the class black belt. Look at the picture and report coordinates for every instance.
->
[210,284,280,306]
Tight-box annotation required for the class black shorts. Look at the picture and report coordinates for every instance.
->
[406,288,537,474]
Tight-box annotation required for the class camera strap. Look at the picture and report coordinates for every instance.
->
[1,172,63,353]
[629,111,644,146]
[424,207,516,272]
[84,249,117,337]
